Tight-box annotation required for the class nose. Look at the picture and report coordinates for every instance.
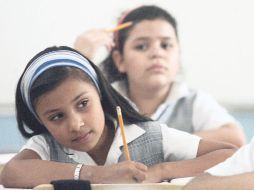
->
[67,111,84,132]
[149,42,164,59]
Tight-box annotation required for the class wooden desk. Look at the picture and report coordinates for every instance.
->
[93,184,183,190]
[35,183,183,190]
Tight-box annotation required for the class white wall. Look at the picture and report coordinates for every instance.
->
[0,0,254,107]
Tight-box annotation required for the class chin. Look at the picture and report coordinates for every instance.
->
[148,79,170,89]
[71,142,95,152]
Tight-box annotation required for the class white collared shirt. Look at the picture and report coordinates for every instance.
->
[112,80,237,132]
[21,123,200,165]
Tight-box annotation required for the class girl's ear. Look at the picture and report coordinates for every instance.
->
[112,50,126,73]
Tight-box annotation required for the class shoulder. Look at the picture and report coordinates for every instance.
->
[192,89,229,113]
[136,121,200,140]
[20,133,50,160]
[111,80,128,96]
[136,121,162,131]
[195,89,217,102]
[172,82,215,100]
[193,89,231,114]
[24,134,48,146]
[169,81,198,102]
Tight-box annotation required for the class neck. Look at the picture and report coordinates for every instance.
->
[128,83,172,117]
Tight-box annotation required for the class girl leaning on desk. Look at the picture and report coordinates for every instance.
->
[0,46,236,188]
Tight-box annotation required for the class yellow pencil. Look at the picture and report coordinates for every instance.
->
[107,21,133,32]
[116,106,131,161]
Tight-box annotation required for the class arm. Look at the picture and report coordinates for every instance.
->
[0,149,147,188]
[193,91,246,147]
[194,123,246,147]
[183,172,254,190]
[74,29,114,60]
[144,139,236,182]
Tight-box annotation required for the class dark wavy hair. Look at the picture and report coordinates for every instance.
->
[16,46,150,138]
[101,5,178,83]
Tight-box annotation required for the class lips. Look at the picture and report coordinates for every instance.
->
[147,64,167,72]
[72,131,92,143]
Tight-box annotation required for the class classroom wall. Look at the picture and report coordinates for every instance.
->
[0,0,254,108]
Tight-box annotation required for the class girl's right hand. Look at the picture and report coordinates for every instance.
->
[90,161,148,184]
[74,29,114,60]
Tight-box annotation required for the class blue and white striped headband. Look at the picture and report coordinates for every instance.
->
[20,49,100,121]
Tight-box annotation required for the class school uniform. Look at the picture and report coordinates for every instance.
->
[21,121,201,165]
[206,137,254,176]
[112,81,238,133]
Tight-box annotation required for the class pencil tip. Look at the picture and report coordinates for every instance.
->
[116,106,121,114]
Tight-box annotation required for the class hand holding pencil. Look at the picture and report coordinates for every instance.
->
[74,22,132,60]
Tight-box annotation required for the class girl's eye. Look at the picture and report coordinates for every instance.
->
[49,113,64,121]
[78,99,88,109]
[161,41,173,49]
[134,43,148,51]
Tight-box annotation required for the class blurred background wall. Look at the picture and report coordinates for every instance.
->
[0,0,254,108]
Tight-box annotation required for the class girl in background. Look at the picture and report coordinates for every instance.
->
[74,5,246,147]
[1,46,235,188]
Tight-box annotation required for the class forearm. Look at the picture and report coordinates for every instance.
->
[1,159,79,188]
[1,159,148,188]
[183,172,254,190]
[194,123,246,147]
[1,160,123,188]
[160,149,235,180]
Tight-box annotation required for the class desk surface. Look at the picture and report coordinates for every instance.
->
[0,183,184,190]
[33,183,183,190]
[92,184,183,190]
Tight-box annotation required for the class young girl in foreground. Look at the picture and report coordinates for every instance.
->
[1,46,235,188]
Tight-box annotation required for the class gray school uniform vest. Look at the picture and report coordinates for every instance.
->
[155,91,197,133]
[43,121,164,166]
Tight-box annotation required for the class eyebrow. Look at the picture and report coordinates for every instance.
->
[71,92,87,103]
[43,92,87,116]
[133,36,172,42]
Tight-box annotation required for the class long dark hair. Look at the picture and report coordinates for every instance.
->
[16,46,150,138]
[101,5,178,83]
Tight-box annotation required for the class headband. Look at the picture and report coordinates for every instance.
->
[20,49,100,121]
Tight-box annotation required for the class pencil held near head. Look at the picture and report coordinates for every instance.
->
[74,22,132,62]
[107,21,133,32]
[116,106,131,161]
